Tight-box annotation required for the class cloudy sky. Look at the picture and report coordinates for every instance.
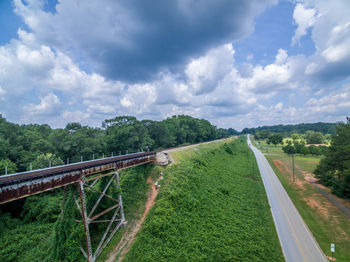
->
[0,0,349,130]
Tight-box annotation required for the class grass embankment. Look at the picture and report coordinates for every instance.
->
[252,138,350,261]
[123,138,284,261]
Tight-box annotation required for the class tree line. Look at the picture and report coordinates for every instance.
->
[242,122,336,136]
[254,129,329,156]
[0,114,238,174]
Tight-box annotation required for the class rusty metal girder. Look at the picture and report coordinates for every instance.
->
[0,154,155,204]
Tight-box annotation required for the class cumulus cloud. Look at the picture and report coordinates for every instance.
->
[291,3,317,46]
[300,0,350,83]
[23,93,61,124]
[238,49,294,94]
[305,84,350,116]
[1,0,350,131]
[13,0,276,82]
[185,44,235,94]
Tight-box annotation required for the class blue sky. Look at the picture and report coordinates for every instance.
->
[0,0,350,130]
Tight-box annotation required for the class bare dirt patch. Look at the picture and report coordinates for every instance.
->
[302,195,331,219]
[294,179,306,189]
[299,169,318,183]
[273,159,291,175]
[299,169,350,210]
[106,176,160,262]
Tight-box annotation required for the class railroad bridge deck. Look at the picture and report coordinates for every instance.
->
[0,151,157,205]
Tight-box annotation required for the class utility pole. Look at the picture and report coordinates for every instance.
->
[292,154,295,182]
[252,153,254,180]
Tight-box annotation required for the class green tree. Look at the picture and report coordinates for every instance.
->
[305,130,325,144]
[282,144,296,155]
[308,145,322,156]
[291,133,299,141]
[0,159,17,175]
[267,133,283,145]
[103,116,153,153]
[32,153,64,170]
[300,146,309,155]
[315,117,350,198]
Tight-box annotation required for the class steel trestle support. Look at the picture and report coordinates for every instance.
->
[73,170,125,262]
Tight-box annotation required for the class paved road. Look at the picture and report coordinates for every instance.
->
[247,135,328,262]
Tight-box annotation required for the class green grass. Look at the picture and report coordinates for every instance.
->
[266,155,350,262]
[253,139,284,154]
[294,156,321,173]
[123,139,284,262]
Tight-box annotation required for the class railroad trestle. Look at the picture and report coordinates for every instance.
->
[0,151,157,261]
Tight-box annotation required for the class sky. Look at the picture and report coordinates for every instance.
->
[0,0,350,131]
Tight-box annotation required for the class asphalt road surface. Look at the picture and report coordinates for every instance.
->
[247,135,328,262]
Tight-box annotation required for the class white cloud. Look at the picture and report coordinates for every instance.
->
[292,3,317,46]
[0,86,5,101]
[1,0,350,131]
[24,93,61,117]
[275,49,288,65]
[244,63,292,93]
[321,22,350,62]
[185,44,235,95]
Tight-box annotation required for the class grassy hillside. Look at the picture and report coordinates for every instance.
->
[124,138,284,261]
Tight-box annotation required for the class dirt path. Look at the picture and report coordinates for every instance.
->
[106,176,159,262]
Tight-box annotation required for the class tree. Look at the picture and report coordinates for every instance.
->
[104,116,154,153]
[267,133,283,145]
[0,159,17,175]
[300,146,309,155]
[254,130,271,140]
[315,117,350,198]
[305,130,325,144]
[32,153,64,170]
[308,145,322,156]
[291,133,299,141]
[282,144,296,155]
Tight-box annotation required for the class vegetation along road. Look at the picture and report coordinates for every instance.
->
[122,137,284,261]
[248,135,327,262]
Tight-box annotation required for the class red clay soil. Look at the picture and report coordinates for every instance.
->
[106,176,159,262]
[273,159,291,175]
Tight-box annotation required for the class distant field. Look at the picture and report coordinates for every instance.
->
[123,138,284,261]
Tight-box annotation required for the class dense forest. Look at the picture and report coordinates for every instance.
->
[241,122,337,135]
[0,114,238,175]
